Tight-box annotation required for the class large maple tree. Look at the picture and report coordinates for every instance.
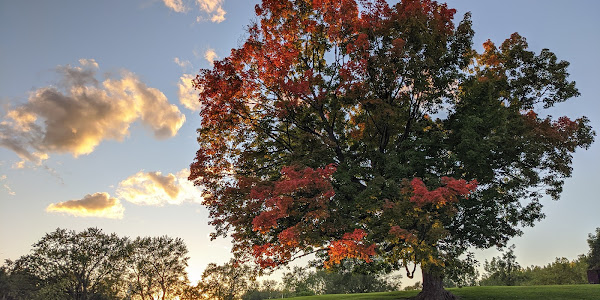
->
[189,0,594,298]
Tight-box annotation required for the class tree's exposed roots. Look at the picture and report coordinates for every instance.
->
[413,289,458,300]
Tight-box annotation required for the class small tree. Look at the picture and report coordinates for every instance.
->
[242,280,283,300]
[480,245,525,286]
[281,266,318,296]
[403,281,422,291]
[199,259,253,300]
[587,228,600,270]
[127,236,190,300]
[442,254,479,288]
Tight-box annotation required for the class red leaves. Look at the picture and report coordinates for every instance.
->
[394,0,456,33]
[247,164,337,268]
[500,32,528,52]
[410,177,478,207]
[522,110,585,151]
[391,37,406,52]
[278,226,300,247]
[346,33,370,54]
[389,226,418,244]
[325,229,376,268]
[251,164,336,233]
[251,196,293,233]
[313,0,359,41]
[251,243,280,268]
[250,226,302,268]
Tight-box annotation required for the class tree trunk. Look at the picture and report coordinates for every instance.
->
[414,269,457,300]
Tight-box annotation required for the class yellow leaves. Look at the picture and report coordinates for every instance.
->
[389,237,445,270]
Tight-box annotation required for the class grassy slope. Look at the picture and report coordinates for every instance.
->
[286,285,600,300]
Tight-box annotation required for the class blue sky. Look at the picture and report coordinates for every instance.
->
[1,0,599,285]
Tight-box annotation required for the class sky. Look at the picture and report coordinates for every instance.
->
[1,0,599,286]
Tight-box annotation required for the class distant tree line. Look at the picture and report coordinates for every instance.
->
[2,227,598,299]
[479,246,589,286]
[415,228,600,290]
[461,228,600,287]
[203,260,401,300]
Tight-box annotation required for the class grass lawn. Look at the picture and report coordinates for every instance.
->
[285,285,600,300]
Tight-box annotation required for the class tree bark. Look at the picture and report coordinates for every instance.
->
[414,268,457,300]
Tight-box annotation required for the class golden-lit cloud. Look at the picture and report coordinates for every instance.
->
[0,59,185,165]
[163,0,188,13]
[177,74,201,111]
[46,192,124,219]
[197,0,226,23]
[204,49,218,65]
[117,169,203,206]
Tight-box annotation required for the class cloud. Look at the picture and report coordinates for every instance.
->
[204,49,218,65]
[197,0,226,23]
[0,59,185,165]
[12,152,48,169]
[78,58,99,69]
[177,74,201,111]
[43,169,203,218]
[46,192,124,219]
[163,0,188,13]
[117,169,203,206]
[1,175,15,196]
[174,57,191,69]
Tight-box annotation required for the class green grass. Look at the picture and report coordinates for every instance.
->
[285,285,600,300]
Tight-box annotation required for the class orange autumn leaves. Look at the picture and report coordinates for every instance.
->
[324,229,376,268]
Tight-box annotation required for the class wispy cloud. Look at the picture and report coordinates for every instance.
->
[117,169,202,206]
[162,0,189,13]
[177,74,201,111]
[173,57,199,111]
[204,49,218,65]
[0,59,185,166]
[46,192,125,219]
[1,175,15,196]
[160,0,225,23]
[174,57,191,69]
[196,0,226,23]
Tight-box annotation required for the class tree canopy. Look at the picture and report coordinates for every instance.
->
[4,228,129,300]
[189,0,594,298]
